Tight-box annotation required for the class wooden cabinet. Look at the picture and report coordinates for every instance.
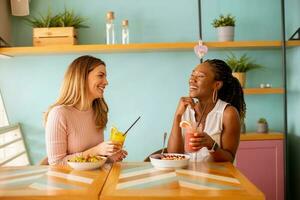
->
[236,137,284,200]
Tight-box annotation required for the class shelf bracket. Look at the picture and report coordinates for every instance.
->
[289,27,300,40]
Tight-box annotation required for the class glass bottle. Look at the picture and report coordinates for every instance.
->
[122,20,129,44]
[106,11,115,44]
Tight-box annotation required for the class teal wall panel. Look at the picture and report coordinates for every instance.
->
[12,0,199,46]
[202,0,281,41]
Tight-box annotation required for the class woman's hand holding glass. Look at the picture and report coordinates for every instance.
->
[94,141,122,156]
[108,149,128,162]
[189,125,215,151]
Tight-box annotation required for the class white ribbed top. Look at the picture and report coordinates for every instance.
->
[45,105,103,165]
[182,99,229,162]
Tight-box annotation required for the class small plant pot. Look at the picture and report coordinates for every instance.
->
[232,72,246,87]
[217,26,234,41]
[257,123,268,133]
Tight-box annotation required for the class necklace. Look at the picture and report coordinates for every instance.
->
[196,103,208,128]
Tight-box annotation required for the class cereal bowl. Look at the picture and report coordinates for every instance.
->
[67,155,107,170]
[150,153,190,170]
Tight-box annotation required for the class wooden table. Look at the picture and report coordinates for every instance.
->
[0,164,112,200]
[101,162,265,200]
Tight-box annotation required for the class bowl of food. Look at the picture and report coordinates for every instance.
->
[67,155,107,170]
[149,153,190,170]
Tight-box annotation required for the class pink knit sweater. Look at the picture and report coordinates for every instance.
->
[45,105,103,165]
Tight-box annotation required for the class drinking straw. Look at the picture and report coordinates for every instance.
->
[123,116,141,136]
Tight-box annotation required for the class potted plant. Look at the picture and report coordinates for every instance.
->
[25,9,88,46]
[212,14,235,41]
[257,118,268,133]
[225,53,263,87]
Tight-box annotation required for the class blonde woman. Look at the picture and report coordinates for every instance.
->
[44,55,127,165]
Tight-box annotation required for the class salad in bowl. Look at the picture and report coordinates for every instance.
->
[67,155,107,170]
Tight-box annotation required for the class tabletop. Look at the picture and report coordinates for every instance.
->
[100,162,265,200]
[0,163,112,200]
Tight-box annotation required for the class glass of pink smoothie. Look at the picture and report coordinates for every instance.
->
[184,127,198,153]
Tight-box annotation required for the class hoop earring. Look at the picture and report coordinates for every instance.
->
[212,89,218,103]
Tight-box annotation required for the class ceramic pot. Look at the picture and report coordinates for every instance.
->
[217,26,234,41]
[232,72,246,87]
[257,123,268,133]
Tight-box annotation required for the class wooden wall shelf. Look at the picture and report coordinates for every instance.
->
[240,132,284,141]
[287,40,300,47]
[1,40,299,57]
[244,88,284,94]
[206,40,282,49]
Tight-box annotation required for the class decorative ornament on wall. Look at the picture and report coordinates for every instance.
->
[194,40,208,59]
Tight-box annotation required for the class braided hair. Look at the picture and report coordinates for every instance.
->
[205,59,246,119]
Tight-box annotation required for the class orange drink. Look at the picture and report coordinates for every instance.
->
[110,126,126,147]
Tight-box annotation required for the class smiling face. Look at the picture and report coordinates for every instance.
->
[189,62,221,99]
[87,64,108,102]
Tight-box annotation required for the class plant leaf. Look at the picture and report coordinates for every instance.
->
[225,53,263,72]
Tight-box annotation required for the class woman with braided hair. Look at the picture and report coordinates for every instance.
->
[167,59,246,162]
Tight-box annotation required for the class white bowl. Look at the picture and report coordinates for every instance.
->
[150,153,190,170]
[67,156,107,170]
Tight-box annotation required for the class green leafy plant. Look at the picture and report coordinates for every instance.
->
[59,9,89,28]
[212,14,235,28]
[258,118,268,124]
[25,8,88,28]
[225,53,263,73]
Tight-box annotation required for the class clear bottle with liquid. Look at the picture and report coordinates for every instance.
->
[122,20,129,44]
[106,11,115,44]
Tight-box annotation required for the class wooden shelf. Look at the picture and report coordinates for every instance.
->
[244,88,284,94]
[206,40,282,49]
[0,43,196,56]
[240,132,284,141]
[1,40,299,57]
[287,40,300,47]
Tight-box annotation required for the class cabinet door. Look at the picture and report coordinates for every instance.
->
[236,140,284,200]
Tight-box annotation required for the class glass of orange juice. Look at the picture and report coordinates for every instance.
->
[110,126,126,147]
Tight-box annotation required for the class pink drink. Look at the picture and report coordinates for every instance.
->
[184,127,197,153]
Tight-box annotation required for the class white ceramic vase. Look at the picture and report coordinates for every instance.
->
[257,123,268,133]
[217,26,234,41]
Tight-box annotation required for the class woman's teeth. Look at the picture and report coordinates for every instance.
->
[98,86,104,92]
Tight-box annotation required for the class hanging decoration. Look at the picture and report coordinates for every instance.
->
[194,40,208,59]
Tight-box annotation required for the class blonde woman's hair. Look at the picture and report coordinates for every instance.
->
[44,55,108,129]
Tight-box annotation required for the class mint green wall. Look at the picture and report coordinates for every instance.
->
[286,0,300,199]
[0,0,288,167]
